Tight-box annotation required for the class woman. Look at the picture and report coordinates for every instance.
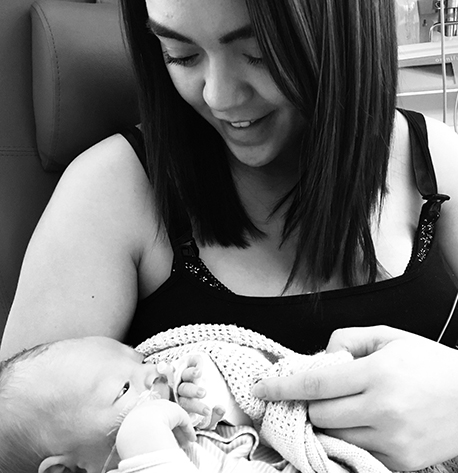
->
[1,0,458,469]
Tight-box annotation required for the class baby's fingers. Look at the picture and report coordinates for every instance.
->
[179,396,211,417]
[178,380,206,399]
[180,366,202,383]
[206,405,225,430]
[181,354,206,382]
[193,405,226,430]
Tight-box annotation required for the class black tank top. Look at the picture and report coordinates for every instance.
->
[122,110,458,353]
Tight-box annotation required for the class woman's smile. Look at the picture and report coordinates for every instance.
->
[217,111,275,147]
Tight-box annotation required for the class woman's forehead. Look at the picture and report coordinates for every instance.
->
[145,0,251,41]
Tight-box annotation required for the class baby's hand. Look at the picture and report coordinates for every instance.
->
[116,399,196,460]
[175,353,226,429]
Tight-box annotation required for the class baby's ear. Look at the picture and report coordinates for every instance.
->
[38,456,82,473]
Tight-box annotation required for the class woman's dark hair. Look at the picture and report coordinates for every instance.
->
[120,0,398,289]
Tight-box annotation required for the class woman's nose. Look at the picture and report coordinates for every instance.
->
[202,59,252,112]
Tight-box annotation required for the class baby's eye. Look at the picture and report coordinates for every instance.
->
[120,382,130,397]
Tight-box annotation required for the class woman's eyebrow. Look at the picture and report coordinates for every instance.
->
[219,25,254,44]
[146,18,254,45]
[147,18,193,43]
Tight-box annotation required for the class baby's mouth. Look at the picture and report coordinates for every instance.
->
[152,374,173,401]
[153,374,168,385]
[102,383,166,473]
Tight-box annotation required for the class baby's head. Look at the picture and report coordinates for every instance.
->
[0,337,171,473]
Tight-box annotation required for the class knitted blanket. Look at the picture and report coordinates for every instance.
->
[136,324,458,473]
[136,324,391,473]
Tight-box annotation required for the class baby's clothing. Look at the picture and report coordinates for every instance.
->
[111,424,350,473]
[122,109,458,353]
[111,449,198,473]
[111,426,304,473]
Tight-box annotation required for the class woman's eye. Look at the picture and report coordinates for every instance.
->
[245,55,264,67]
[120,382,130,397]
[163,52,198,67]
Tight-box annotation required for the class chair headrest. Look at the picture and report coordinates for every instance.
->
[31,0,140,171]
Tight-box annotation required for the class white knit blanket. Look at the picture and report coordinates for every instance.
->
[136,324,392,473]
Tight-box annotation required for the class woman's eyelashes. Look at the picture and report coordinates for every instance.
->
[162,51,264,68]
[244,54,264,67]
[163,51,198,67]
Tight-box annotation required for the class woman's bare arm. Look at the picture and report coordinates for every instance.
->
[0,134,163,359]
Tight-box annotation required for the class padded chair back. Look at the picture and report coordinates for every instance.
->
[32,0,139,171]
[0,0,139,339]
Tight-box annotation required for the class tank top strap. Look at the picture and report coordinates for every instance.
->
[398,109,450,274]
[398,108,450,237]
[120,126,148,171]
[398,108,450,205]
[119,126,196,253]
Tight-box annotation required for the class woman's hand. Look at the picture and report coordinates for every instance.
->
[252,326,458,471]
[176,353,226,429]
[116,399,196,459]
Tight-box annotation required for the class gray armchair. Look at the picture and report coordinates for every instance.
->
[0,0,139,339]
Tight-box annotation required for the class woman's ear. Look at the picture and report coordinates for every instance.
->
[38,455,83,473]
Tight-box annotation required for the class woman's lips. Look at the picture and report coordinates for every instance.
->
[219,112,274,146]
[228,118,259,128]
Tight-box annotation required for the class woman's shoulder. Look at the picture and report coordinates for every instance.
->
[423,115,458,197]
[391,110,458,186]
[60,133,155,225]
[61,133,173,295]
[377,111,457,277]
[65,132,149,192]
[57,132,168,269]
[422,115,458,278]
[391,110,458,210]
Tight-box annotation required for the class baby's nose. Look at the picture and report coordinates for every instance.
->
[144,368,159,390]
[144,361,174,389]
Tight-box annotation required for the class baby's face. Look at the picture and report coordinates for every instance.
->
[34,337,170,470]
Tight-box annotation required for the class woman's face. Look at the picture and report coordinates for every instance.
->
[145,0,305,169]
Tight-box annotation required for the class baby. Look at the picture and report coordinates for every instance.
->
[0,336,231,473]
